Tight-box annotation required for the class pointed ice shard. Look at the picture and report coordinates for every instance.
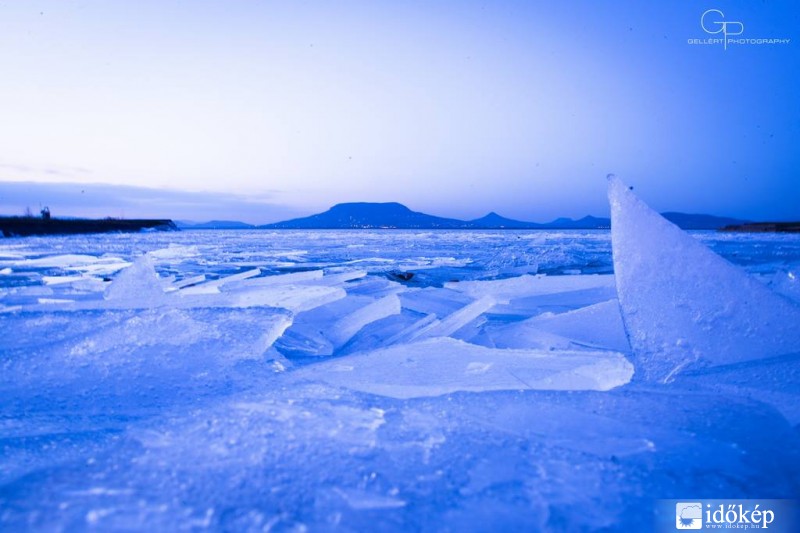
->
[104,255,165,304]
[608,175,800,382]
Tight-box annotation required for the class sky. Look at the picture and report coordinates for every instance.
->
[0,0,798,224]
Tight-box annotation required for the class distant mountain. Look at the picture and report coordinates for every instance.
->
[540,215,610,229]
[252,202,744,231]
[259,202,469,229]
[469,212,537,229]
[469,213,610,229]
[661,212,748,230]
[177,220,256,229]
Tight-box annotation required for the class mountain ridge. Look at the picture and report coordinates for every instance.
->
[258,202,746,230]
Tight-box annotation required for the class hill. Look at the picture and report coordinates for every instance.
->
[260,202,469,229]
[242,203,745,231]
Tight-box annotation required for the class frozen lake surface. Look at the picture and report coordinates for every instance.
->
[2,193,800,530]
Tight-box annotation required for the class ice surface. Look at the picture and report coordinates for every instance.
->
[291,337,633,398]
[2,228,800,531]
[609,175,800,382]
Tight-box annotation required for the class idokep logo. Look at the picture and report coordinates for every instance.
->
[658,499,797,532]
[688,8,791,50]
[676,502,702,529]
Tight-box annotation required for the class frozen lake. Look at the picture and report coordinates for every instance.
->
[1,223,799,531]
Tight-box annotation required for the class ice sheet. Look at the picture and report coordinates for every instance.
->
[2,228,800,531]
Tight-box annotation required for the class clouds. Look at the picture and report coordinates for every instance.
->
[0,181,301,224]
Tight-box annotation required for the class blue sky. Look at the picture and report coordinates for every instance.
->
[0,1,798,223]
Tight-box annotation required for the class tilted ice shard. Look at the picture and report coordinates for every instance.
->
[608,175,800,382]
[328,294,402,348]
[412,296,496,340]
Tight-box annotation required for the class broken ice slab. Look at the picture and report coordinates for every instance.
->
[0,253,132,278]
[42,275,107,294]
[220,269,323,291]
[147,244,200,261]
[488,300,630,352]
[399,287,474,316]
[220,284,347,313]
[275,294,398,357]
[340,277,406,298]
[300,270,367,286]
[179,268,262,295]
[411,296,496,340]
[168,274,207,290]
[43,275,92,286]
[0,306,293,397]
[383,313,439,346]
[0,254,108,269]
[327,294,402,348]
[489,285,619,317]
[291,337,633,398]
[69,261,132,277]
[444,274,615,303]
[37,298,75,305]
[274,327,335,357]
[608,176,800,382]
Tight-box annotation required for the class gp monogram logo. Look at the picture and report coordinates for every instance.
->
[700,9,743,50]
[687,8,790,49]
